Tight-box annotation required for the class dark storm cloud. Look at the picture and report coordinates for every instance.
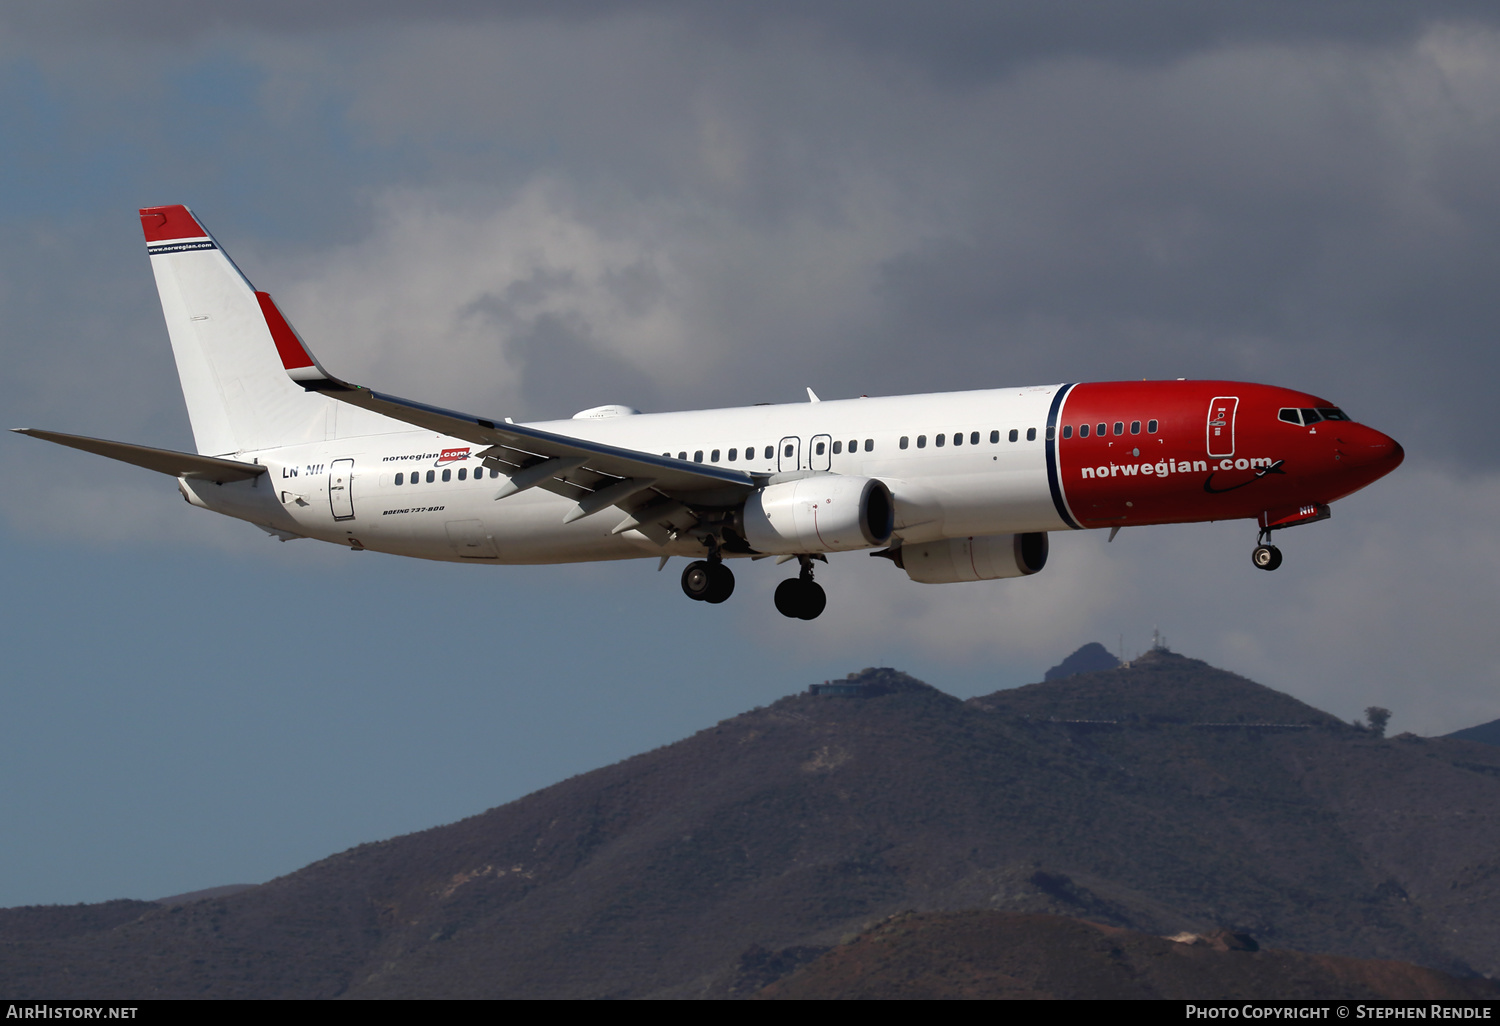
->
[10,1,1499,69]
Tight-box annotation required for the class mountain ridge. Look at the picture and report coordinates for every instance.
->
[2,649,1497,998]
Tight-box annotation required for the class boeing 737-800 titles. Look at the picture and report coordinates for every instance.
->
[16,206,1405,619]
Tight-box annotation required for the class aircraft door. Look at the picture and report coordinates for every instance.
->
[329,458,355,520]
[810,434,833,471]
[1206,397,1238,458]
[777,436,801,473]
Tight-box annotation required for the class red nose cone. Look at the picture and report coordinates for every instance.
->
[1344,426,1404,488]
[1367,430,1404,472]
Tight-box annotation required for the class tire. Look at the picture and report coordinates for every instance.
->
[797,580,827,620]
[774,578,804,618]
[681,560,713,600]
[704,563,735,604]
[1252,544,1282,571]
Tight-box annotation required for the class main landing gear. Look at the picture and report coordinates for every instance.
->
[774,556,826,621]
[678,547,826,620]
[1252,529,1283,572]
[681,558,735,604]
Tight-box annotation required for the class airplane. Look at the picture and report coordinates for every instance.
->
[15,205,1405,620]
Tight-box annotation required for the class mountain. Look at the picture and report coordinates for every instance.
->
[1043,642,1120,680]
[2,650,1498,998]
[757,911,1500,1000]
[1446,718,1500,748]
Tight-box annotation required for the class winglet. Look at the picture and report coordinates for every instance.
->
[806,387,821,403]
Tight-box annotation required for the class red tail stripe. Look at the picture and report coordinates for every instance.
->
[256,292,316,370]
[139,205,207,242]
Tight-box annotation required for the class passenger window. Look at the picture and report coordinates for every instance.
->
[711,449,720,462]
[694,450,704,463]
[989,430,999,443]
[783,444,793,458]
[678,451,686,460]
[1113,422,1124,435]
[935,433,945,447]
[952,432,962,446]
[1045,426,1055,441]
[1130,421,1140,434]
[728,448,738,461]
[764,446,773,459]
[1062,425,1072,439]
[1301,409,1322,425]
[1097,423,1106,436]
[832,440,843,455]
[442,468,451,482]
[395,472,404,485]
[1079,424,1089,438]
[1027,427,1037,441]
[491,468,500,478]
[1009,429,1018,442]
[426,470,435,483]
[815,442,825,456]
[900,436,909,449]
[849,439,857,452]
[864,439,873,451]
[970,431,979,445]
[917,435,927,448]
[458,467,467,480]
[1148,420,1158,433]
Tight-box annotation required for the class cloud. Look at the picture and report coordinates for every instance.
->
[5,5,1499,719]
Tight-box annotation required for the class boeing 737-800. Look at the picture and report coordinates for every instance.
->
[16,206,1405,619]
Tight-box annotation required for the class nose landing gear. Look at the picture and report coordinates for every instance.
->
[1252,528,1282,571]
[1252,544,1282,571]
[774,556,827,620]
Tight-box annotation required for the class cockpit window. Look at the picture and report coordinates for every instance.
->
[1318,408,1349,421]
[1278,409,1301,425]
[1300,408,1323,425]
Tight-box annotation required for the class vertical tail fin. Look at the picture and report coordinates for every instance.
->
[141,205,333,456]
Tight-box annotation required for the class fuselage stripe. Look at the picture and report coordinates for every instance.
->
[1045,383,1082,530]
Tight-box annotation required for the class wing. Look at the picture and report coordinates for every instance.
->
[13,428,267,483]
[263,292,758,543]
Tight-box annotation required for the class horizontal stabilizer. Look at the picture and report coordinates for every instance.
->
[13,428,267,483]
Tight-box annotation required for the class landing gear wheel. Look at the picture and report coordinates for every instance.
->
[682,560,736,603]
[681,560,713,600]
[798,580,826,620]
[704,563,735,604]
[1252,544,1282,571]
[774,578,827,620]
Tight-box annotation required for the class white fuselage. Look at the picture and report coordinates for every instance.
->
[183,387,1067,564]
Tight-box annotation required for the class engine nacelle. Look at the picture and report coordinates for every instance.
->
[898,532,1048,584]
[742,476,894,554]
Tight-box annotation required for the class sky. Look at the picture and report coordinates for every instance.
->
[3,2,1499,907]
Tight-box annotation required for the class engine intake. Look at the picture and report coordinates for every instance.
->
[897,532,1048,584]
[742,476,894,554]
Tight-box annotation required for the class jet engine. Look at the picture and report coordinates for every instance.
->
[741,476,894,554]
[896,532,1048,584]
